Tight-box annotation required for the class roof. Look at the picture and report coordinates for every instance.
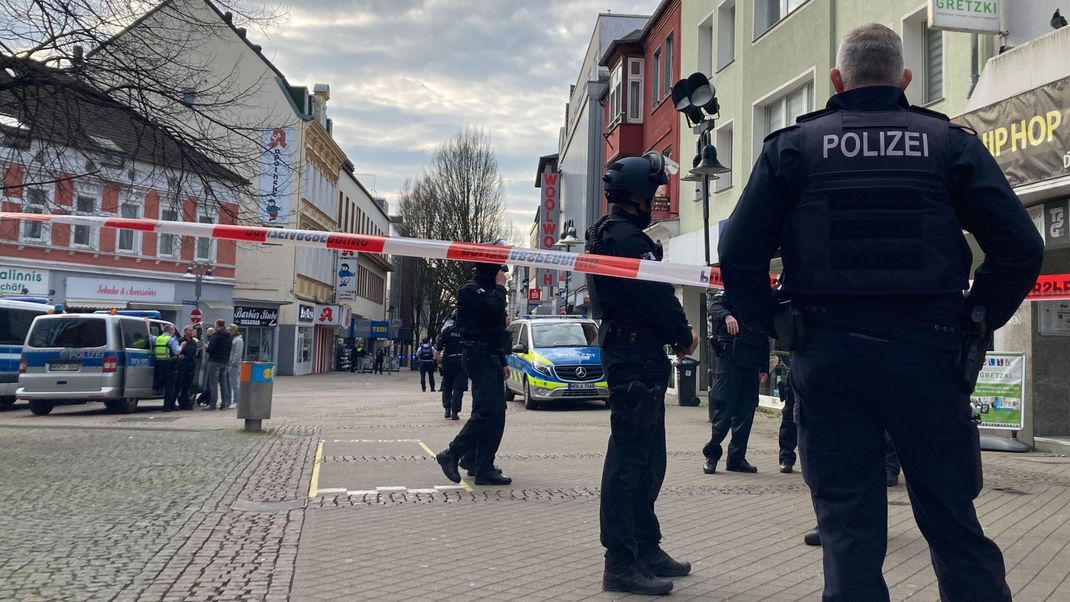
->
[598,0,678,67]
[534,153,559,187]
[598,29,643,67]
[0,60,242,183]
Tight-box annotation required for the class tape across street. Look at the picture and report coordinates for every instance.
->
[1,212,1065,301]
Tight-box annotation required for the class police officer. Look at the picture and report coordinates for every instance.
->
[702,291,769,475]
[436,250,512,487]
[435,310,467,420]
[417,338,436,392]
[718,24,1043,600]
[153,324,181,412]
[586,154,698,596]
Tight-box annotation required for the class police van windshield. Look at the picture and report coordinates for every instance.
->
[28,318,107,348]
[531,322,597,348]
[0,308,44,345]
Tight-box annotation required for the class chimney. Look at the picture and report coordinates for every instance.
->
[312,83,331,128]
[223,11,233,23]
[71,45,84,71]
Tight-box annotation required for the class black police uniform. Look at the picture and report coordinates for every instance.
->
[443,269,510,482]
[776,357,798,469]
[702,293,769,472]
[436,322,467,418]
[417,343,436,391]
[719,85,1044,601]
[587,205,693,578]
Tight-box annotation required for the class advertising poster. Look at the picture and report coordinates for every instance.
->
[971,353,1026,431]
[336,254,357,301]
[259,127,295,225]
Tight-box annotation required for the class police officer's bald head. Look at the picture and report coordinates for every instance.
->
[832,23,911,93]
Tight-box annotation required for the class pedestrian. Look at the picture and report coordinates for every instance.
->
[435,246,513,488]
[196,326,214,406]
[153,323,181,412]
[204,319,232,411]
[718,23,1043,600]
[435,310,467,420]
[227,324,243,409]
[416,338,436,391]
[176,325,198,410]
[702,291,769,475]
[374,347,385,374]
[585,154,699,596]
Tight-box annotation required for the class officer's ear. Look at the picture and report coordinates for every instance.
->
[899,68,913,92]
[830,68,846,94]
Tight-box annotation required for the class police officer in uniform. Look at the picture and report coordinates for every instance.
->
[436,251,512,486]
[435,311,467,420]
[718,24,1043,600]
[417,339,436,392]
[586,154,698,596]
[153,324,181,412]
[702,291,769,474]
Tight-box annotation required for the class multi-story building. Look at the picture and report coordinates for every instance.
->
[335,164,391,352]
[0,70,239,328]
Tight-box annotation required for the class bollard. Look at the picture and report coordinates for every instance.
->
[237,361,275,432]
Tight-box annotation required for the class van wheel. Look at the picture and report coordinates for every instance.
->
[29,401,54,416]
[106,398,138,414]
[524,379,539,411]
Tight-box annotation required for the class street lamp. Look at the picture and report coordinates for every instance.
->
[182,261,214,308]
[553,225,581,315]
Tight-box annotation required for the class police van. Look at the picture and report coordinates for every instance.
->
[505,316,609,410]
[17,311,177,415]
[0,297,55,408]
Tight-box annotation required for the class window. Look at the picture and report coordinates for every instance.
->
[196,211,215,260]
[763,82,813,137]
[72,191,98,249]
[924,21,943,103]
[698,15,714,75]
[714,123,734,192]
[120,318,150,350]
[0,308,43,344]
[663,34,673,97]
[755,0,807,37]
[298,327,313,363]
[28,317,107,348]
[717,1,736,70]
[609,61,623,124]
[651,49,661,106]
[117,202,139,252]
[626,58,644,123]
[21,187,48,242]
[532,322,597,347]
[158,206,179,257]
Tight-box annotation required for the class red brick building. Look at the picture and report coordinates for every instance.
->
[598,0,682,224]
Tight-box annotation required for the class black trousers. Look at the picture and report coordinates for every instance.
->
[440,355,467,414]
[448,349,505,475]
[419,362,436,390]
[703,357,759,466]
[176,362,196,410]
[795,328,1009,602]
[599,343,670,563]
[779,384,798,466]
[156,360,177,411]
[374,357,384,374]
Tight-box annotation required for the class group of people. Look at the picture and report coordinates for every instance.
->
[347,342,386,374]
[433,24,1044,600]
[153,318,244,412]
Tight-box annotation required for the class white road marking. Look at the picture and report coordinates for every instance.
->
[315,484,468,498]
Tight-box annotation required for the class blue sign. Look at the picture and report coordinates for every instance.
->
[370,321,389,339]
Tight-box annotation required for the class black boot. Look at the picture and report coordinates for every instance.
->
[638,547,691,577]
[436,448,461,483]
[703,458,718,474]
[444,408,451,419]
[451,411,460,420]
[603,555,673,595]
[804,528,822,546]
[474,471,512,486]
[726,459,758,473]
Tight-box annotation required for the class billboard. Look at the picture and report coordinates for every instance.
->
[336,253,357,301]
[971,353,1026,431]
[259,127,295,225]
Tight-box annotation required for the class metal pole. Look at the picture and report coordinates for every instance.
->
[699,129,712,268]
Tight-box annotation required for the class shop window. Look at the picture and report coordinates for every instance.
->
[298,327,313,363]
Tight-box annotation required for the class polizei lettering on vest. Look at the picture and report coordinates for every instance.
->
[822,131,929,159]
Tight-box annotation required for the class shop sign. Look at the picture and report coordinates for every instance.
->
[336,255,357,301]
[0,265,48,296]
[955,76,1070,188]
[370,320,389,339]
[314,304,345,326]
[971,352,1025,431]
[259,127,295,226]
[538,172,561,302]
[233,305,278,327]
[66,276,174,302]
[298,304,315,322]
[1045,199,1069,249]
[928,0,1001,34]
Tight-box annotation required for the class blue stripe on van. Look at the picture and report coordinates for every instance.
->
[21,350,115,368]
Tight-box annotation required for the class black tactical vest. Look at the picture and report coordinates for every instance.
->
[780,108,972,296]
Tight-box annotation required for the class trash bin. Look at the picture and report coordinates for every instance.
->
[675,357,701,406]
[237,361,274,432]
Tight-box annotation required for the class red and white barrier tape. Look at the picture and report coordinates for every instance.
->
[1,212,1067,301]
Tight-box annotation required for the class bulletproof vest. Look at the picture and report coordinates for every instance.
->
[585,213,653,327]
[441,326,464,356]
[417,344,434,361]
[585,214,625,321]
[455,277,506,345]
[781,108,972,296]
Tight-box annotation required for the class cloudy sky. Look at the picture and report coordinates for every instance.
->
[257,0,658,233]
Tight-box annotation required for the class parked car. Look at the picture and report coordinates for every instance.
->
[505,316,609,410]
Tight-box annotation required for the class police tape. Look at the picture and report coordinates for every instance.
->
[1,212,1067,302]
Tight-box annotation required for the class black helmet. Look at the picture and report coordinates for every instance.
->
[472,239,508,279]
[603,154,669,202]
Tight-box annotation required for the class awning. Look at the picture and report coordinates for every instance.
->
[63,298,125,310]
[129,302,184,311]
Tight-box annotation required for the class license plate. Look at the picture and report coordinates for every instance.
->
[569,382,595,390]
[48,362,80,372]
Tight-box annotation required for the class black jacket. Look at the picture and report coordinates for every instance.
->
[435,324,464,358]
[455,274,509,365]
[719,86,1044,341]
[708,294,770,373]
[206,331,232,364]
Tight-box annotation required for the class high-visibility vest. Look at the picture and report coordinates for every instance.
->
[154,335,174,360]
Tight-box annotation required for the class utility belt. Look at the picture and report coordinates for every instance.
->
[461,340,502,353]
[778,301,960,352]
[598,322,660,348]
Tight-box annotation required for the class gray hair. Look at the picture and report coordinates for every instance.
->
[836,23,904,89]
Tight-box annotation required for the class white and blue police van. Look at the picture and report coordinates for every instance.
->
[17,310,176,415]
[505,316,609,410]
[0,297,55,408]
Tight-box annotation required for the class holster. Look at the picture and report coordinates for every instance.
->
[610,380,662,433]
[773,301,807,352]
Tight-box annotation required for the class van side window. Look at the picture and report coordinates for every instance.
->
[0,308,42,345]
[120,319,150,350]
[515,324,528,349]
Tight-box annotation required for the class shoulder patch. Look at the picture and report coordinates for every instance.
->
[763,124,799,143]
[909,104,951,122]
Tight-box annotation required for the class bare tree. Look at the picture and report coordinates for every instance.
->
[398,128,510,339]
[0,0,284,219]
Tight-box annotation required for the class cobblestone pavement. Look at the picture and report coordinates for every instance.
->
[3,370,1070,600]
